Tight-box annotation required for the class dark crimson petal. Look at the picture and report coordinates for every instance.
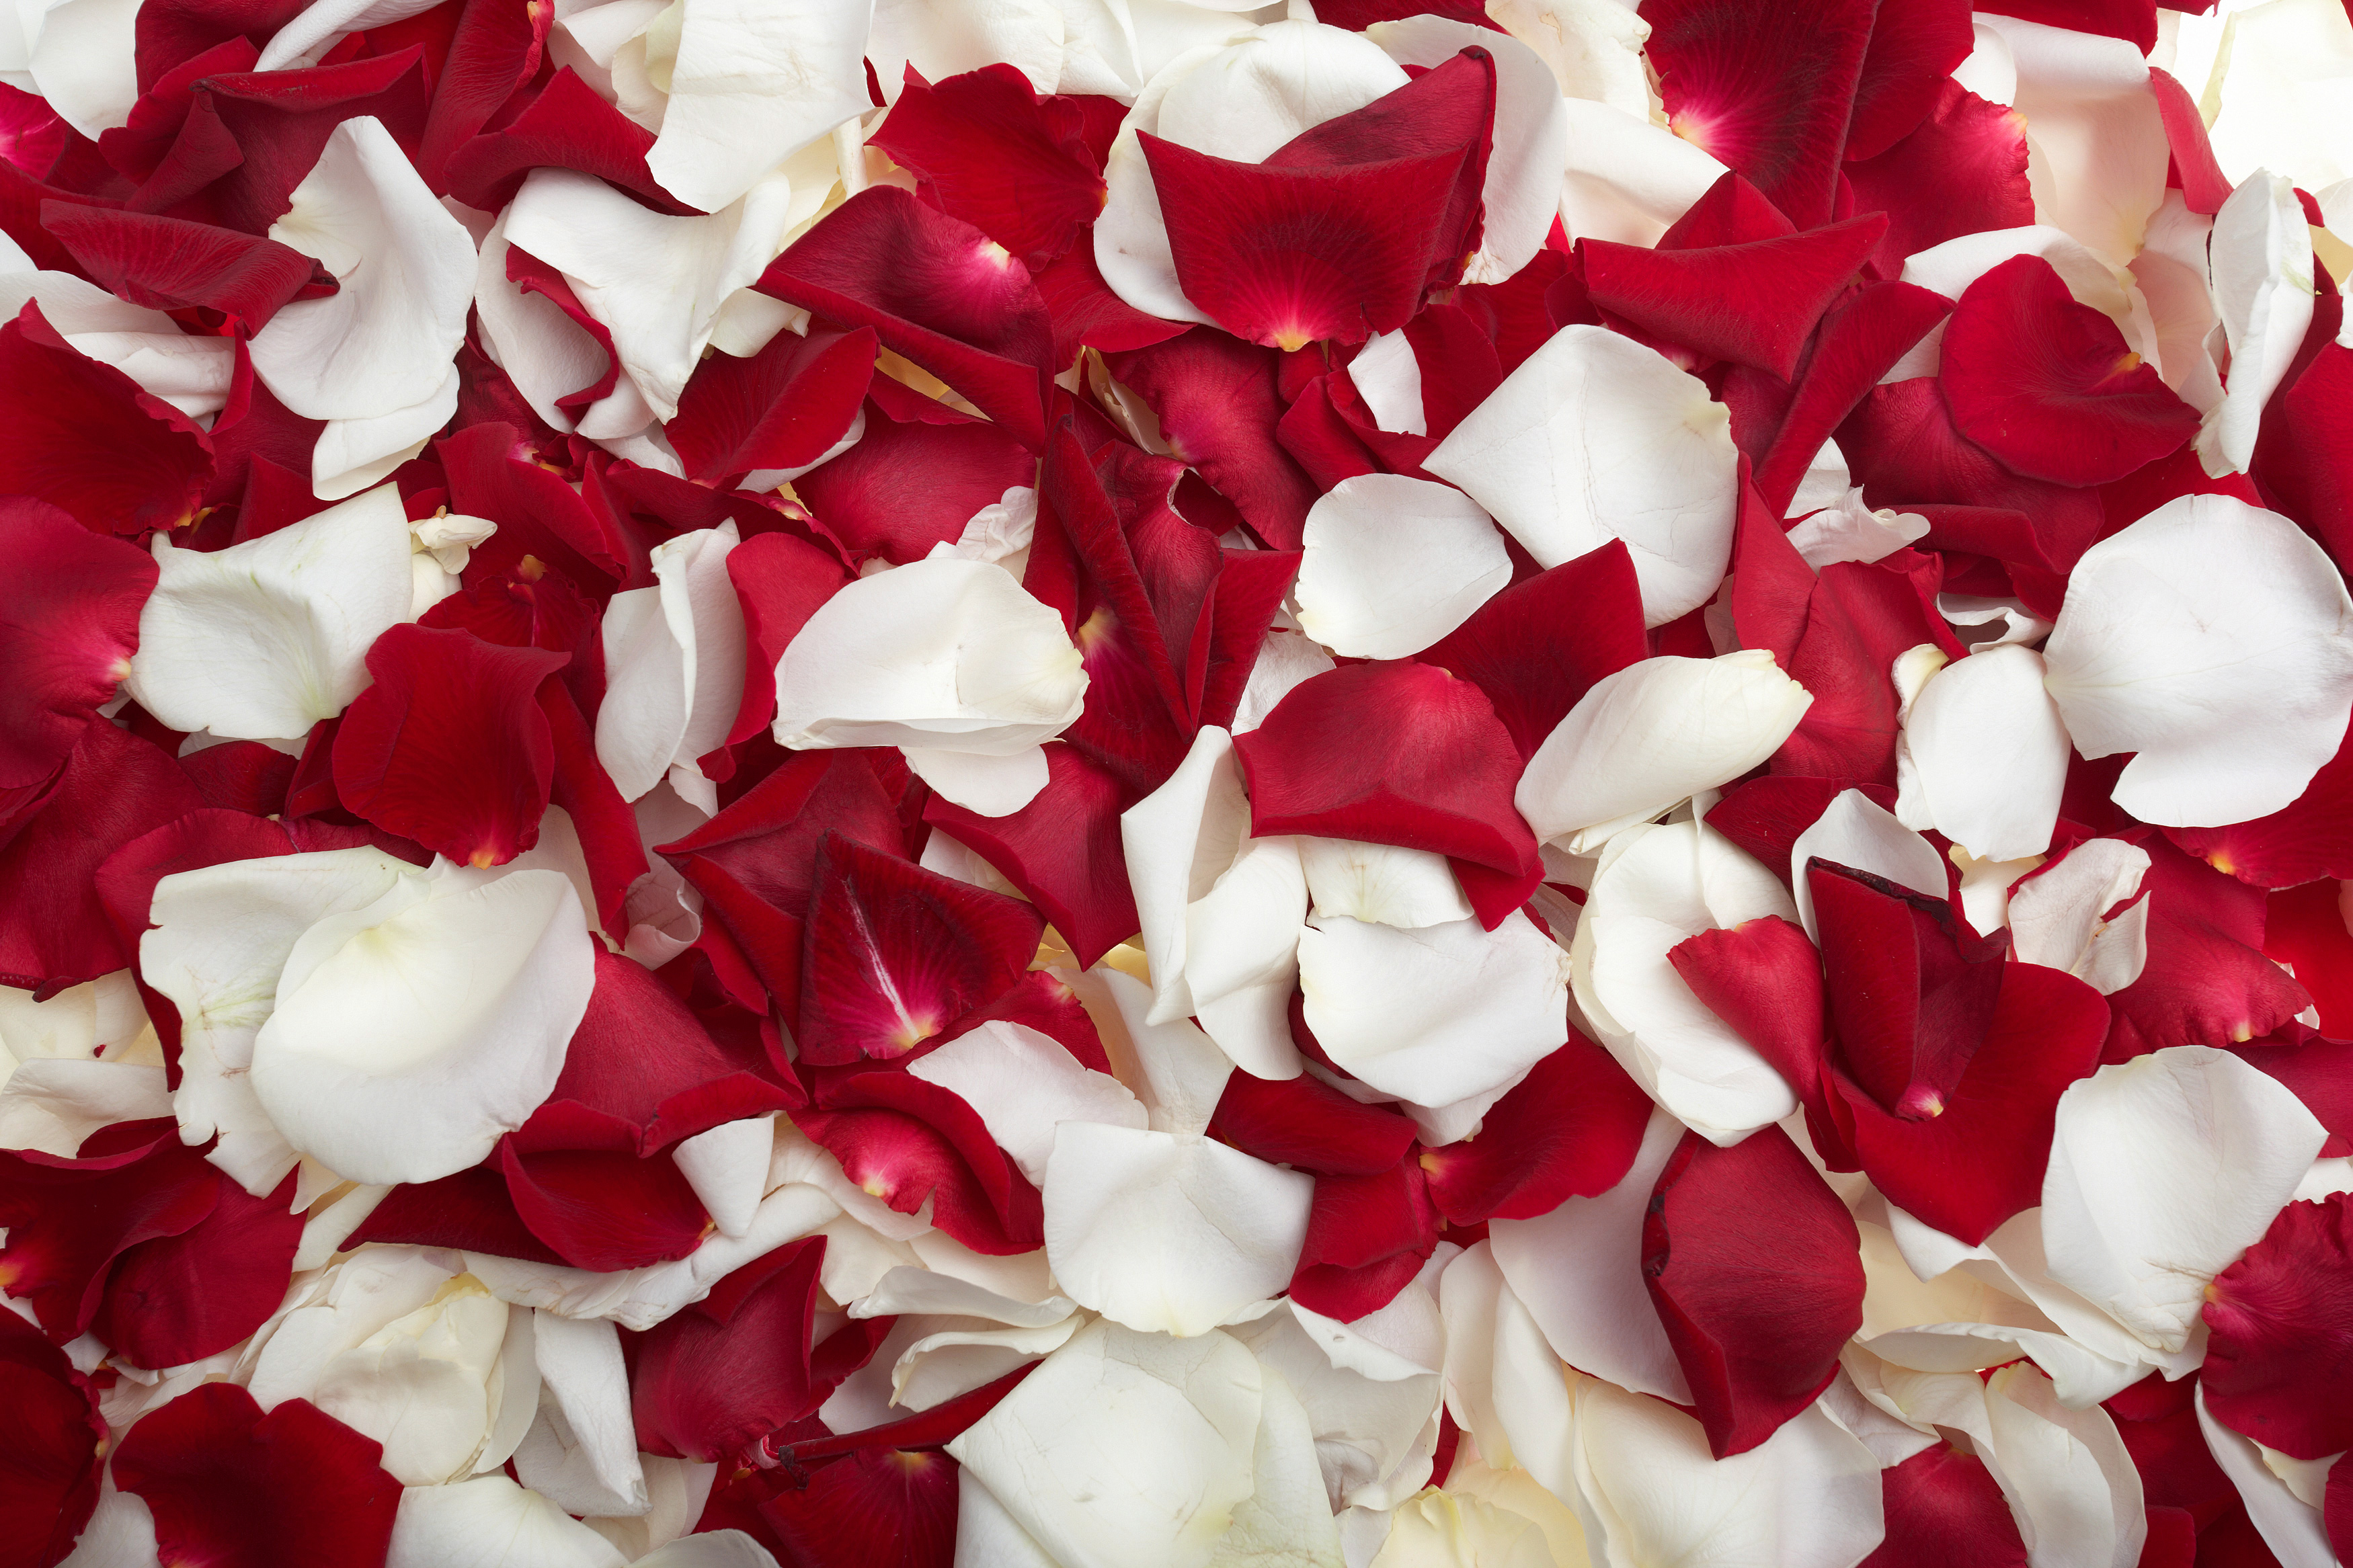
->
[2103,831,2312,1062]
[0,1311,104,1568]
[870,64,1115,271]
[91,1167,301,1369]
[1728,466,1815,666]
[727,530,850,744]
[1276,376,1382,492]
[670,326,877,486]
[2266,882,2353,1039]
[1772,555,1950,787]
[38,203,319,326]
[1845,0,1977,161]
[1705,777,1899,891]
[1209,1070,1418,1178]
[2231,1022,2353,1160]
[442,67,689,215]
[1416,540,1648,761]
[440,421,629,595]
[131,0,305,94]
[0,1123,221,1342]
[1644,1123,1863,1457]
[1938,255,2198,486]
[756,187,1055,450]
[2331,1454,2353,1565]
[553,947,788,1139]
[922,747,1140,970]
[1103,331,1321,550]
[1845,81,2035,278]
[756,1446,960,1568]
[0,81,67,174]
[329,623,567,868]
[2256,342,2353,579]
[795,1072,1044,1255]
[795,395,1037,567]
[1288,1161,1441,1322]
[0,720,206,991]
[0,497,157,789]
[539,678,649,939]
[2202,1195,2353,1459]
[1833,960,2108,1245]
[1196,546,1302,732]
[1751,280,1952,518]
[1670,915,1830,1111]
[1031,242,1191,366]
[346,1163,566,1264]
[180,739,296,816]
[1809,862,2006,1120]
[420,567,599,665]
[111,1385,401,1568]
[1419,1037,1654,1225]
[1142,134,1470,351]
[1232,661,1537,879]
[1398,302,1505,440]
[1858,1445,2028,1567]
[1977,0,2156,52]
[1456,247,1570,376]
[0,301,213,536]
[1581,210,1886,380]
[2104,1371,2239,1531]
[1640,0,1877,227]
[2167,715,2353,891]
[415,0,551,190]
[499,1114,709,1272]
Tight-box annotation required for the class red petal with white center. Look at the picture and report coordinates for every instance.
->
[670,326,877,487]
[797,833,1045,1065]
[1938,255,2199,487]
[1581,209,1886,380]
[2202,1195,2353,1459]
[111,1385,400,1568]
[1845,81,2034,276]
[757,1448,961,1568]
[329,624,567,869]
[1643,1122,1863,1458]
[1858,1445,2030,1568]
[1209,1069,1417,1178]
[91,1166,302,1368]
[1641,0,1876,228]
[1103,331,1322,550]
[1288,1159,1441,1321]
[795,394,1037,566]
[0,1311,102,1568]
[924,747,1140,970]
[0,497,157,790]
[1233,661,1536,881]
[0,301,213,536]
[1419,1037,1654,1225]
[793,1072,1044,1254]
[2104,833,2313,1061]
[757,188,1055,450]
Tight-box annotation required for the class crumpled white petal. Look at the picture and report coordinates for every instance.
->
[2043,493,2353,827]
[596,524,746,807]
[1570,819,1803,1143]
[2200,169,2320,476]
[643,0,873,214]
[1231,1292,1445,1510]
[387,1474,629,1568]
[1043,1120,1313,1337]
[908,1020,1147,1184]
[1897,644,2071,863]
[1516,651,1814,853]
[249,861,596,1186]
[1784,489,1931,569]
[473,210,640,440]
[1297,912,1568,1107]
[1426,324,1739,626]
[945,1317,1265,1568]
[514,1313,647,1518]
[2042,1045,2329,1356]
[2007,838,2151,994]
[771,557,1087,755]
[126,484,414,743]
[1293,474,1512,659]
[670,1116,774,1239]
[253,0,446,70]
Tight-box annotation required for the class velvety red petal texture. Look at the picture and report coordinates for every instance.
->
[443,67,684,215]
[0,302,212,536]
[1845,81,2034,276]
[2167,718,2353,889]
[670,325,877,486]
[1938,255,2198,486]
[635,1237,828,1462]
[2257,342,2353,578]
[793,1072,1044,1255]
[0,1120,222,1343]
[330,623,567,868]
[0,1311,104,1568]
[2103,832,2312,1062]
[413,0,551,191]
[110,1385,401,1568]
[40,203,320,326]
[1416,543,1648,759]
[1289,1161,1442,1321]
[923,747,1140,969]
[1771,554,1951,786]
[1670,915,1831,1114]
[1858,1445,2029,1568]
[757,1447,961,1568]
[1643,1123,1864,1458]
[1211,1069,1419,1178]
[1234,661,1537,883]
[89,1167,303,1368]
[1419,1039,1654,1225]
[2202,1194,2353,1460]
[1103,331,1322,550]
[795,393,1036,566]
[1844,0,1977,161]
[497,1107,711,1272]
[0,497,158,789]
[1750,280,1952,517]
[1810,864,2006,1122]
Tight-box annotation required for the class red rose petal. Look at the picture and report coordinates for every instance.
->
[1859,1444,2029,1567]
[1419,1036,1654,1225]
[0,497,157,790]
[2203,1194,2353,1460]
[670,325,877,487]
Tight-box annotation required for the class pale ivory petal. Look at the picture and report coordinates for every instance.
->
[1294,474,1512,660]
[644,0,873,213]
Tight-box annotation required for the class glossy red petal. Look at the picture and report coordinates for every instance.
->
[329,624,565,869]
[1581,210,1886,380]
[1859,1445,2029,1568]
[1845,81,2034,276]
[1103,331,1321,550]
[91,1167,301,1368]
[1419,1038,1654,1225]
[442,67,687,214]
[1979,0,2156,52]
[671,326,877,487]
[0,497,157,790]
[1210,1069,1419,1178]
[1641,0,1877,228]
[757,188,1055,448]
[1752,281,1952,518]
[794,1073,1044,1254]
[0,301,212,536]
[922,747,1140,968]
[795,394,1037,567]
[1417,542,1647,761]
[2104,833,2312,1062]
[0,1311,103,1568]
[758,1447,959,1568]
[1938,255,2198,486]
[871,64,1117,272]
[1289,1161,1441,1322]
[2202,1195,2353,1459]
[112,1385,401,1568]
[0,1121,221,1343]
[2266,882,2353,1040]
[40,203,319,326]
[1845,0,1978,161]
[1644,1122,1864,1458]
[1233,661,1537,879]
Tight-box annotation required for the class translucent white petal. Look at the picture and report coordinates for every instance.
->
[909,1020,1147,1184]
[1231,1298,1444,1510]
[2198,0,2353,192]
[251,118,475,424]
[126,485,413,742]
[2007,838,2150,981]
[1298,913,1568,1107]
[597,524,744,802]
[1517,651,1814,853]
[632,1530,780,1568]
[1426,325,1739,626]
[1121,725,1252,1025]
[473,213,603,437]
[0,1058,169,1157]
[771,558,1087,754]
[1571,821,1802,1143]
[1901,645,2071,863]
[1298,838,1472,930]
[387,1475,629,1568]
[953,1469,1063,1568]
[251,865,596,1186]
[1233,627,1337,733]
[1209,1362,1346,1564]
[643,0,871,212]
[1787,788,1948,942]
[867,0,1065,99]
[945,1318,1265,1568]
[1975,15,2168,269]
[1043,1121,1313,1337]
[309,370,463,499]
[2043,1046,2328,1356]
[2198,170,2320,475]
[1293,474,1511,659]
[1785,489,1931,569]
[2043,493,2353,827]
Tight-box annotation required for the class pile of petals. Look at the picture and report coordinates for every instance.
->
[9,0,2353,1563]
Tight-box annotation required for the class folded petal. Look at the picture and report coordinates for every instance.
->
[597,524,746,802]
[1898,644,2070,862]
[2198,171,2317,477]
[0,495,155,790]
[908,1019,1147,1184]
